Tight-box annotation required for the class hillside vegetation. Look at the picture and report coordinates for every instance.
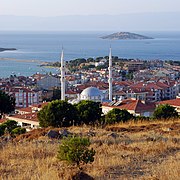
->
[0,119,180,179]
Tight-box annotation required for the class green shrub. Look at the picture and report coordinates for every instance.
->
[0,120,19,136]
[0,124,6,136]
[11,127,26,135]
[57,137,95,167]
[153,104,178,119]
[3,120,18,132]
[105,108,133,124]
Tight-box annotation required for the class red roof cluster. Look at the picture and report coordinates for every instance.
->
[157,98,180,107]
[103,99,156,112]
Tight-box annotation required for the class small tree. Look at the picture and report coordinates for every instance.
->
[153,104,178,119]
[75,100,102,125]
[105,108,133,124]
[57,137,95,168]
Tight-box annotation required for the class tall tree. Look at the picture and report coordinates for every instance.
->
[38,100,78,127]
[75,100,102,125]
[0,90,15,117]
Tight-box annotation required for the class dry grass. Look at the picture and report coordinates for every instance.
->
[0,119,180,180]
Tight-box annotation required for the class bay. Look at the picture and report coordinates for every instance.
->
[0,31,180,78]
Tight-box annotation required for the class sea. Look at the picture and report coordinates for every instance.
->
[0,31,180,78]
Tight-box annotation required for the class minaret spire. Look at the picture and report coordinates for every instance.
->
[108,47,113,101]
[60,47,65,100]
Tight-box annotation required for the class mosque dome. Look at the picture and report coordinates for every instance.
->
[80,87,103,102]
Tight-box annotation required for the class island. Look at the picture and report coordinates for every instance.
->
[101,32,153,40]
[0,48,17,52]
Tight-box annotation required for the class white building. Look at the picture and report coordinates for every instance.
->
[8,87,42,108]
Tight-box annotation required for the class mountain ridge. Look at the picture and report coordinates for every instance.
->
[0,12,180,31]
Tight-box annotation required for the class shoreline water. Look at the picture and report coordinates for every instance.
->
[0,31,180,77]
[0,57,42,63]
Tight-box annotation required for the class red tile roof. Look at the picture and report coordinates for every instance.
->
[66,90,78,95]
[11,113,38,122]
[17,107,32,113]
[103,99,155,112]
[156,82,170,89]
[157,98,180,107]
[30,102,49,108]
[0,119,7,124]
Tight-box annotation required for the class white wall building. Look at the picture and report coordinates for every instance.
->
[8,87,42,108]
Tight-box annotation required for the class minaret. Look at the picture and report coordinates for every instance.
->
[108,47,113,101]
[60,48,65,100]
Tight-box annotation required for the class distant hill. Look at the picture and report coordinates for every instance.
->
[0,12,180,31]
[101,32,153,40]
[0,48,17,52]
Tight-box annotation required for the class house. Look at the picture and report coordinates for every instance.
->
[6,113,39,129]
[7,87,42,108]
[6,102,49,129]
[65,90,78,99]
[102,99,156,117]
[66,75,78,86]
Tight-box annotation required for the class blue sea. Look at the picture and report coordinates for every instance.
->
[0,31,180,78]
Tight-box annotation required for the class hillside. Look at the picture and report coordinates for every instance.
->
[0,119,180,179]
[101,32,153,40]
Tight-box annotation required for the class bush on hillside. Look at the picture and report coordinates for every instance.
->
[153,104,178,119]
[57,137,95,167]
[3,120,18,132]
[0,120,19,136]
[11,127,26,136]
[105,108,133,124]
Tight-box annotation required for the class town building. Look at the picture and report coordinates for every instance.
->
[6,87,42,108]
[102,99,156,117]
[37,75,60,90]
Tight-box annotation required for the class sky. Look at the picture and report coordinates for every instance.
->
[1,0,180,17]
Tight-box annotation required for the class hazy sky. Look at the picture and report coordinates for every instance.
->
[1,0,180,16]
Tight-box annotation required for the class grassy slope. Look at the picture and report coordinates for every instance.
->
[0,119,180,179]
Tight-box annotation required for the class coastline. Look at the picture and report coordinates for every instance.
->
[0,48,17,52]
[0,57,42,63]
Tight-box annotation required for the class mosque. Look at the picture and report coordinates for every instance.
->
[60,49,156,117]
[60,48,113,103]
